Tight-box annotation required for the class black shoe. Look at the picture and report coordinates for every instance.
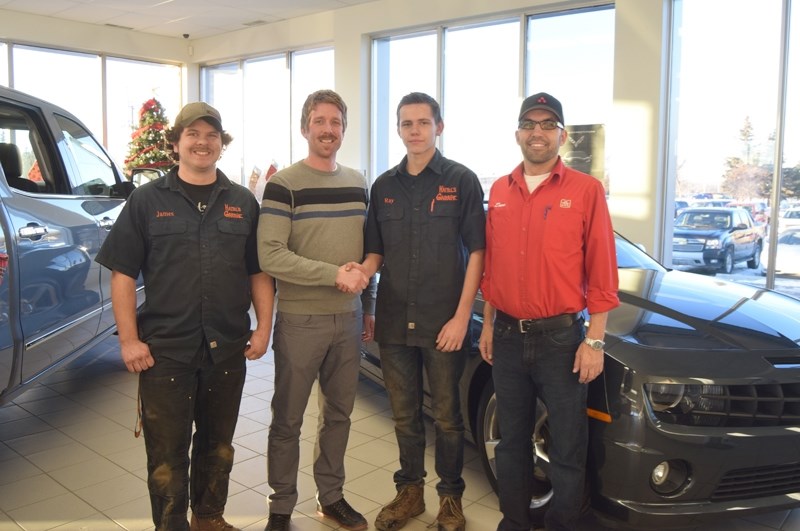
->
[264,513,290,531]
[317,498,368,531]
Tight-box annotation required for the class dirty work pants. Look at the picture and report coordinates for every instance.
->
[139,347,246,530]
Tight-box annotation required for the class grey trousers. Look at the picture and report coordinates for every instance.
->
[267,310,362,515]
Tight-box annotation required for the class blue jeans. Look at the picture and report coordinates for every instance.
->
[139,347,246,530]
[380,344,466,496]
[492,317,587,531]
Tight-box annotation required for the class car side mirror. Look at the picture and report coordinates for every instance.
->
[110,180,135,199]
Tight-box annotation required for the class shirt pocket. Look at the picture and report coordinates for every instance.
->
[379,205,405,247]
[216,219,250,265]
[149,219,189,259]
[543,208,584,254]
[488,207,514,249]
[429,203,460,243]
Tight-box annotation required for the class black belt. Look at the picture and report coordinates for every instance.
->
[495,310,581,334]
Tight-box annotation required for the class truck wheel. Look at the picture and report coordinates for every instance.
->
[720,248,734,274]
[747,242,761,269]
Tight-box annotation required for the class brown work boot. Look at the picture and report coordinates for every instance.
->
[190,513,240,530]
[435,495,465,531]
[374,483,425,530]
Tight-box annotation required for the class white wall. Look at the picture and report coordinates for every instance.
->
[0,0,669,255]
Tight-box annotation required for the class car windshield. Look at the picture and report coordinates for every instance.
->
[675,210,730,229]
[615,233,665,270]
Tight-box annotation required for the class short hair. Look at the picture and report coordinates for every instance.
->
[165,119,233,162]
[301,89,348,132]
[396,92,443,127]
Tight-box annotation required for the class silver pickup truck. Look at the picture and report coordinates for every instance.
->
[0,86,139,405]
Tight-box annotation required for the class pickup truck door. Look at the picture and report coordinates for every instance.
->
[0,97,123,394]
[733,210,755,260]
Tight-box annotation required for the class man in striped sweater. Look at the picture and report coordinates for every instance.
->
[257,90,374,531]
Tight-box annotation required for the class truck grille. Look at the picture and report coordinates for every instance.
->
[673,239,705,252]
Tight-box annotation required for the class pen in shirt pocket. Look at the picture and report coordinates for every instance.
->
[544,205,551,219]
[430,197,435,213]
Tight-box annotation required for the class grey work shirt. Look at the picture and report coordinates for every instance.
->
[96,167,261,362]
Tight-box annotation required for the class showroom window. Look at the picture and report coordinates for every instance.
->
[0,43,7,87]
[371,32,438,176]
[105,58,182,173]
[201,47,334,185]
[669,0,799,290]
[291,48,335,164]
[13,45,103,139]
[371,5,614,191]
[5,44,181,171]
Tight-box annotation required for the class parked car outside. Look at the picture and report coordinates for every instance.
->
[779,206,800,232]
[761,227,800,277]
[726,200,769,224]
[0,86,139,405]
[359,233,800,529]
[671,207,765,274]
[673,199,689,218]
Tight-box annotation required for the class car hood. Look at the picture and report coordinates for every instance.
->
[673,228,727,239]
[609,268,800,356]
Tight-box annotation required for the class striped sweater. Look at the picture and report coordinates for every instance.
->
[257,160,369,315]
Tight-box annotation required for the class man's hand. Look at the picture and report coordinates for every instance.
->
[244,328,271,360]
[478,326,493,365]
[362,313,375,343]
[336,263,368,293]
[573,343,604,383]
[435,315,469,352]
[120,338,155,373]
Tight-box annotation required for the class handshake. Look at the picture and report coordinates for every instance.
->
[336,261,369,294]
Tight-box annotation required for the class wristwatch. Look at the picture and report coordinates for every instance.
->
[584,337,605,351]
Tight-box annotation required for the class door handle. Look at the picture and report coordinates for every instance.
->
[18,223,48,241]
[99,217,114,230]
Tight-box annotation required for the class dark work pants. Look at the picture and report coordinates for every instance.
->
[139,347,246,530]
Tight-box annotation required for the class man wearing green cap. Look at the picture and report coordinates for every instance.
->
[96,101,275,531]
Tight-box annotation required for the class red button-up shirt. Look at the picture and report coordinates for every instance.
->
[481,159,619,319]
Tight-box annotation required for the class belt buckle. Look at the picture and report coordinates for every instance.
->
[518,319,532,333]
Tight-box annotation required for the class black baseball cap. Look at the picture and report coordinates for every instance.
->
[518,92,564,125]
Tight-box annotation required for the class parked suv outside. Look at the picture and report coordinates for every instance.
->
[0,86,138,404]
[671,206,765,274]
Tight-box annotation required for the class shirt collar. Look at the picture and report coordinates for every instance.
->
[389,148,444,178]
[508,156,568,190]
[162,166,231,191]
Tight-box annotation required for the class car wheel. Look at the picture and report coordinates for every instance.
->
[747,242,761,269]
[476,379,556,525]
[720,248,734,274]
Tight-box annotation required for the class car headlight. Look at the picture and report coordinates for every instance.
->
[647,383,685,412]
[645,383,727,426]
[704,238,721,249]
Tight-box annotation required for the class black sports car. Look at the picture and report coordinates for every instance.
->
[359,232,800,529]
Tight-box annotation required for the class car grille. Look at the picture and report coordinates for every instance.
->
[712,462,800,500]
[651,383,800,427]
[673,240,705,252]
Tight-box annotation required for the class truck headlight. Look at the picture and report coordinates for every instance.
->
[704,238,721,249]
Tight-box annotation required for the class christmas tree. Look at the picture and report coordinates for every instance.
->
[124,98,173,176]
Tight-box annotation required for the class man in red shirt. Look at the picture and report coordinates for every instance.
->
[479,93,619,531]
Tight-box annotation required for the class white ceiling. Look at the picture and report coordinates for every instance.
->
[0,0,381,39]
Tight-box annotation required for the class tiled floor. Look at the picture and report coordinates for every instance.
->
[1,335,799,531]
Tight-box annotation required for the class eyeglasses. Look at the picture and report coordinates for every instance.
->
[518,119,563,131]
